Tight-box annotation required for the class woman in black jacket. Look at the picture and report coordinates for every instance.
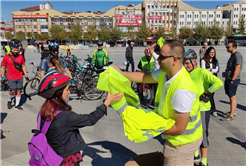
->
[201,47,220,117]
[37,71,123,166]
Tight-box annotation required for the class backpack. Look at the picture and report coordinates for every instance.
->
[28,111,63,166]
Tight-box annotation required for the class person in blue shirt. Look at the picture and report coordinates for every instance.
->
[40,43,74,83]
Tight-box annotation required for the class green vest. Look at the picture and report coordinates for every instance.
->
[155,67,203,146]
[5,46,11,54]
[140,56,155,73]
[91,49,109,67]
[189,67,223,111]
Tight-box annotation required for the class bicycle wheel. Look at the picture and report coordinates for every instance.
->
[131,82,138,94]
[83,78,103,100]
[24,78,40,97]
[139,84,153,108]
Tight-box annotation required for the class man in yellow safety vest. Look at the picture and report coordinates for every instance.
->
[112,41,203,166]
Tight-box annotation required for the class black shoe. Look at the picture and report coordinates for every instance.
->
[7,101,12,109]
[194,154,201,161]
[15,105,23,111]
[199,162,208,166]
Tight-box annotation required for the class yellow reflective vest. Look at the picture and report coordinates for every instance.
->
[97,66,175,143]
[155,67,203,146]
[5,46,11,54]
[140,56,155,73]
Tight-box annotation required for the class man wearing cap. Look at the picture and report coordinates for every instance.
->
[91,41,109,70]
[40,44,50,60]
[1,44,29,110]
[125,42,134,72]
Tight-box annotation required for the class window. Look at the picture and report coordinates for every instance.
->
[100,19,104,22]
[25,18,31,22]
[209,14,213,18]
[33,19,37,22]
[41,25,48,29]
[33,25,37,29]
[187,22,191,25]
[202,14,206,18]
[26,25,31,29]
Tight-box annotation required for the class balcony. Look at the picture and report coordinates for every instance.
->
[40,22,48,25]
[33,29,38,32]
[15,22,25,25]
[25,29,32,32]
[25,22,32,25]
[63,22,68,25]
[32,22,37,25]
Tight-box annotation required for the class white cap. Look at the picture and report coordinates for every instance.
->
[44,44,48,47]
[130,42,134,45]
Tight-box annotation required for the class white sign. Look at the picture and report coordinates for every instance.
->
[152,23,163,26]
[146,3,158,6]
[151,9,172,12]
[41,29,48,32]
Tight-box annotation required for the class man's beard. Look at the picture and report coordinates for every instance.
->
[12,52,19,56]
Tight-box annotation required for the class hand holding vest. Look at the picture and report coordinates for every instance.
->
[97,67,175,143]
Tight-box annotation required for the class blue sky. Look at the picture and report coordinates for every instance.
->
[1,1,238,21]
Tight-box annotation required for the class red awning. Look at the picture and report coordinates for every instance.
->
[145,39,157,42]
[35,39,48,43]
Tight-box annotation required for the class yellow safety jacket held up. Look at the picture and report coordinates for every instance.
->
[155,67,203,146]
[5,46,11,54]
[97,67,175,143]
[140,56,155,73]
[189,67,223,111]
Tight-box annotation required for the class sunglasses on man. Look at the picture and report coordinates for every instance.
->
[158,53,181,61]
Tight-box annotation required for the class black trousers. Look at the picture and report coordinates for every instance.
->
[126,58,135,72]
[209,92,216,113]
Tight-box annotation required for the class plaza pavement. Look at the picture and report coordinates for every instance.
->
[0,45,245,166]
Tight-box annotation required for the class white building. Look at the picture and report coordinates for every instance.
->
[177,0,246,34]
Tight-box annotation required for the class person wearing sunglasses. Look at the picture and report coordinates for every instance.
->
[183,49,223,166]
[113,41,203,166]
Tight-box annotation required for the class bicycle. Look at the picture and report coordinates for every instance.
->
[131,70,155,109]
[23,62,40,97]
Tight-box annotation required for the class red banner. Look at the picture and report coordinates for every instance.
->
[12,15,48,18]
[116,15,142,26]
[147,16,162,19]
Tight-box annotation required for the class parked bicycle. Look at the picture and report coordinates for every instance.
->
[23,62,40,97]
[131,70,155,109]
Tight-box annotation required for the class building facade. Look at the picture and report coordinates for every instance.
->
[115,4,143,32]
[12,2,115,36]
[177,0,246,34]
[143,0,179,33]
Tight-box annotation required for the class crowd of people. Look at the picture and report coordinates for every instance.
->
[0,39,243,166]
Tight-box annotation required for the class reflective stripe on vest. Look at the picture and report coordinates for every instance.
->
[155,67,203,146]
[140,56,155,73]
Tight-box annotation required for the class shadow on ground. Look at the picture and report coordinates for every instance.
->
[19,94,28,106]
[226,137,246,150]
[219,100,246,111]
[82,141,137,166]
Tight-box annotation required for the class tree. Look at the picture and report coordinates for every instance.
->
[16,31,25,41]
[34,33,42,40]
[41,33,50,40]
[70,22,83,44]
[193,22,209,44]
[179,27,193,39]
[26,32,33,39]
[84,25,97,41]
[224,21,233,36]
[137,23,150,41]
[59,30,69,44]
[5,32,13,41]
[127,25,136,41]
[49,25,63,41]
[98,26,111,43]
[238,15,245,34]
[207,20,224,42]
[170,27,178,40]
[110,27,123,45]
[154,27,166,39]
